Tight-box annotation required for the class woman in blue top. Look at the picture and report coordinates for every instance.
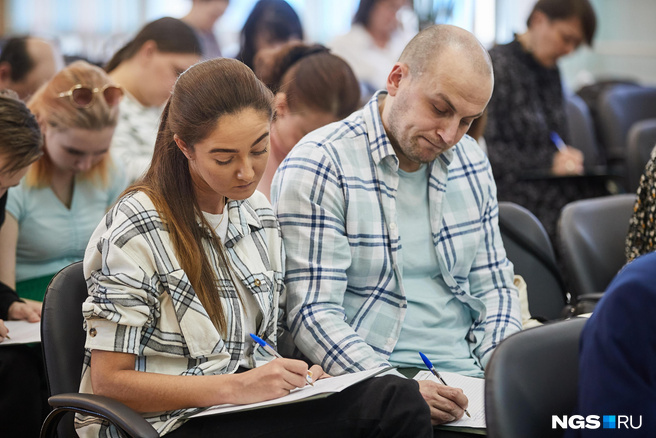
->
[0,60,127,303]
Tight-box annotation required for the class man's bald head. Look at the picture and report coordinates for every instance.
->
[0,37,61,100]
[398,24,493,80]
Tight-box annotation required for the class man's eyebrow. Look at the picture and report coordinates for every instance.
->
[208,132,270,154]
[436,93,484,119]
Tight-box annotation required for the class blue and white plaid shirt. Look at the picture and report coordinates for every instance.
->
[272,91,522,375]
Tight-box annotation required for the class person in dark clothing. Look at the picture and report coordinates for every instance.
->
[484,0,606,243]
[0,89,46,437]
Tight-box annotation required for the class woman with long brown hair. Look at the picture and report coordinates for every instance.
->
[78,57,432,438]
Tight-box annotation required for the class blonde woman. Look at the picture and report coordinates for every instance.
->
[0,60,128,303]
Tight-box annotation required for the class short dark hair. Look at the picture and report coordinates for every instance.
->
[353,0,380,27]
[105,17,202,73]
[0,37,34,82]
[0,89,43,173]
[237,0,304,70]
[527,0,597,46]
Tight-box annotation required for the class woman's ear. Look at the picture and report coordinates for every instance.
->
[173,134,193,160]
[274,92,289,118]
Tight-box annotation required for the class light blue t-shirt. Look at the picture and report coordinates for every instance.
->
[388,164,482,377]
[6,164,127,282]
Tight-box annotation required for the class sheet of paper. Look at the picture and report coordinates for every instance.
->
[0,320,41,345]
[414,370,486,428]
[192,366,390,418]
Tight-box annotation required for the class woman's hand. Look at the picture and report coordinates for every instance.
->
[231,358,317,404]
[0,319,8,342]
[552,146,584,176]
[8,299,41,322]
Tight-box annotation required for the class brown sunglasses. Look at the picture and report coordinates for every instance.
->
[57,84,124,108]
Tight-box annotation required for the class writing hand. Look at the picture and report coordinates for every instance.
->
[417,379,469,425]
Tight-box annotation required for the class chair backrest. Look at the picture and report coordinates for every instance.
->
[41,261,87,437]
[557,194,636,298]
[498,202,566,320]
[626,118,656,192]
[597,84,656,165]
[485,317,587,438]
[565,93,604,169]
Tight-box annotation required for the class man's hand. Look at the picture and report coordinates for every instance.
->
[417,379,469,425]
[8,299,41,322]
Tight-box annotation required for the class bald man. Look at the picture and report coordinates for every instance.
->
[272,24,521,426]
[0,37,61,100]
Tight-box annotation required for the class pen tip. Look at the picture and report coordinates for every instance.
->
[465,410,471,418]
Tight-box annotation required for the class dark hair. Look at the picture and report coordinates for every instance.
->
[528,0,597,45]
[353,0,381,27]
[105,17,202,73]
[255,42,360,119]
[0,37,34,82]
[0,90,43,173]
[237,0,304,70]
[130,58,273,334]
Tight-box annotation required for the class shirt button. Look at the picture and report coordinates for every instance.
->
[253,279,261,287]
[389,223,397,230]
[89,328,97,337]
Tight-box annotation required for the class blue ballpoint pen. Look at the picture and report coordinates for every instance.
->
[419,352,471,418]
[549,131,567,152]
[250,333,314,386]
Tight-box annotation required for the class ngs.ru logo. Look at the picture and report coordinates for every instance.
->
[552,415,642,430]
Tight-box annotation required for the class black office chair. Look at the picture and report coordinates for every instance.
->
[557,194,636,300]
[485,317,587,438]
[40,261,158,438]
[498,202,567,320]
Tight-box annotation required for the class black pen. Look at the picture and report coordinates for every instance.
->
[419,351,471,418]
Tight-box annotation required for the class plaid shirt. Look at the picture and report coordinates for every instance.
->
[77,190,285,437]
[272,91,521,376]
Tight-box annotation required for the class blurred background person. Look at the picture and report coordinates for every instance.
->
[106,17,202,182]
[625,145,656,263]
[0,61,127,304]
[0,90,47,438]
[236,0,304,71]
[181,0,230,59]
[484,0,606,244]
[329,0,417,99]
[0,36,63,101]
[254,42,360,198]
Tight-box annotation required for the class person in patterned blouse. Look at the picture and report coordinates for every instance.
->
[484,0,605,244]
[626,145,656,262]
[77,57,432,438]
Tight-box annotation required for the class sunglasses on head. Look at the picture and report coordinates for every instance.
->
[57,84,124,108]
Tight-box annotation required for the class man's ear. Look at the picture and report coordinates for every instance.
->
[386,63,408,97]
[173,134,192,160]
[274,92,289,118]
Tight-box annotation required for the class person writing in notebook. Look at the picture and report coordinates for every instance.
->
[78,57,432,438]
[272,24,522,426]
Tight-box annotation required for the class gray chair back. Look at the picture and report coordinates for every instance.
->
[498,202,566,320]
[597,85,656,166]
[566,93,604,169]
[557,194,636,298]
[485,318,587,438]
[626,118,656,192]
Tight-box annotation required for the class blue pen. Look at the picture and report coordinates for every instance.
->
[549,131,567,152]
[419,352,471,418]
[250,333,314,386]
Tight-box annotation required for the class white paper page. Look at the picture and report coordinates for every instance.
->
[0,320,41,345]
[192,366,389,418]
[414,370,486,428]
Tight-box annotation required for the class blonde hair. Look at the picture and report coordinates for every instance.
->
[26,60,120,188]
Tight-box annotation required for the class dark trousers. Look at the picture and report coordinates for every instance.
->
[167,375,433,438]
[0,345,49,437]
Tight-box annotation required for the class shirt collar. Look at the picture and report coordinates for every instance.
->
[198,198,263,248]
[363,90,455,170]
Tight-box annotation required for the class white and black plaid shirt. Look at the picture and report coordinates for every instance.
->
[77,190,285,437]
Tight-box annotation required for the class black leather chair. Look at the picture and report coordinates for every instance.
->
[485,317,587,438]
[626,118,656,192]
[40,261,158,438]
[565,93,605,170]
[498,202,567,320]
[557,194,636,299]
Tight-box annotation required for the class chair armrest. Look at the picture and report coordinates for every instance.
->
[44,393,159,438]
